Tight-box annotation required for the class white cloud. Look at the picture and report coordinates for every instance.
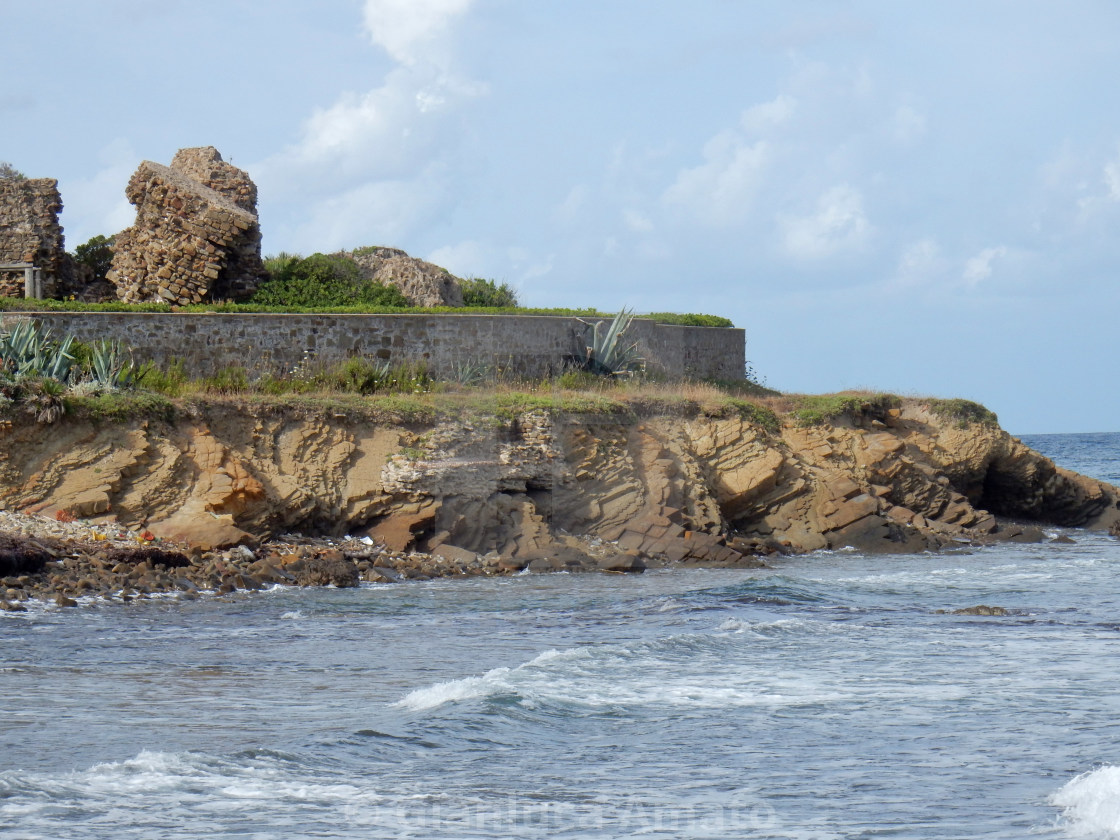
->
[1105,147,1120,201]
[780,184,873,259]
[253,0,483,249]
[259,67,484,190]
[58,138,139,246]
[891,105,927,143]
[553,185,588,224]
[623,209,653,233]
[661,94,802,226]
[506,246,554,282]
[426,241,551,287]
[427,239,490,276]
[285,167,450,253]
[962,246,1007,286]
[663,132,769,225]
[893,237,942,286]
[362,0,474,66]
[740,94,797,134]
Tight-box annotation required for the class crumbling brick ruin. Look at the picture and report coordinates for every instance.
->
[0,176,72,298]
[107,147,265,304]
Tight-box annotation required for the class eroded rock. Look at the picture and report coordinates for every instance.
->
[340,246,464,307]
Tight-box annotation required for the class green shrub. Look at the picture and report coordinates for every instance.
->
[201,366,250,394]
[460,278,519,307]
[65,390,176,423]
[556,369,600,390]
[0,162,25,180]
[251,253,409,308]
[928,398,999,428]
[725,398,781,434]
[0,296,733,327]
[314,356,392,394]
[136,358,188,397]
[72,234,115,284]
[309,357,432,395]
[642,312,734,328]
[255,372,316,396]
[790,393,901,427]
[21,378,66,424]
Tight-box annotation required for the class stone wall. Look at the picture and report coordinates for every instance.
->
[107,147,265,305]
[0,313,745,381]
[0,178,67,298]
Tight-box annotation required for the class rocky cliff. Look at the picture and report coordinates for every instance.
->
[0,399,1115,568]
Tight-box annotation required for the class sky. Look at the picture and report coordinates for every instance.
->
[4,0,1120,434]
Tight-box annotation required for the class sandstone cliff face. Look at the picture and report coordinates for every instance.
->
[0,401,1115,560]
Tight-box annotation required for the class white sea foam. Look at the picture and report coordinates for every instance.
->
[0,749,382,825]
[392,635,860,713]
[1050,765,1120,838]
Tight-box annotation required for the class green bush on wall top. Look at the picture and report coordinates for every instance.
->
[252,253,409,308]
[460,278,519,308]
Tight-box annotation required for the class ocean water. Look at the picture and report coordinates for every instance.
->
[2,433,1120,839]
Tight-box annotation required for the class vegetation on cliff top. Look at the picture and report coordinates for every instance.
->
[0,296,734,328]
[0,320,998,437]
[784,392,903,427]
[928,398,999,428]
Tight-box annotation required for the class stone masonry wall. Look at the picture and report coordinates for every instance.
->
[107,147,265,305]
[0,313,745,381]
[0,178,66,298]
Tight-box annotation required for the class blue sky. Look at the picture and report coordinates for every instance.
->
[4,0,1120,433]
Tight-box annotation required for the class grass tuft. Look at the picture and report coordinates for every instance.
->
[786,392,901,427]
[928,398,998,428]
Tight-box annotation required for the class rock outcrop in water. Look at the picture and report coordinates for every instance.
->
[0,399,1116,570]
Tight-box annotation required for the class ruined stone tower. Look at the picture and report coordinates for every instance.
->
[0,176,69,298]
[107,147,266,304]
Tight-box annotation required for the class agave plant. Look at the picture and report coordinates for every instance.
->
[0,319,76,383]
[578,308,644,377]
[87,339,138,389]
[446,358,493,386]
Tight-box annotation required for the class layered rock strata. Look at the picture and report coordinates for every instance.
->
[108,147,265,304]
[0,400,1116,572]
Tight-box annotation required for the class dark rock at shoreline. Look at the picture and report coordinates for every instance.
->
[0,533,64,576]
[945,605,1011,616]
[100,546,193,569]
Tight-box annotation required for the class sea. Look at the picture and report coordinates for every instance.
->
[2,432,1120,839]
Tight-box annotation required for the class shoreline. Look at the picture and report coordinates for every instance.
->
[0,506,1067,610]
[0,507,771,610]
[3,397,1119,610]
